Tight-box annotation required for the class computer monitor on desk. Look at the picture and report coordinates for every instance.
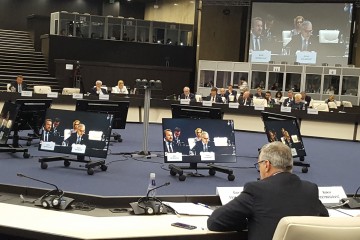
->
[171,104,223,119]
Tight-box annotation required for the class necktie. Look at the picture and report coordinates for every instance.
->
[168,142,173,153]
[212,97,215,102]
[77,137,81,144]
[255,38,260,50]
[18,84,22,93]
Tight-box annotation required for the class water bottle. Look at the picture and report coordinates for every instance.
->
[147,173,156,198]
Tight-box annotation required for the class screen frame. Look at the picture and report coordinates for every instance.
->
[171,104,224,119]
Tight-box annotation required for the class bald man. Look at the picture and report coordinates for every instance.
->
[180,86,195,101]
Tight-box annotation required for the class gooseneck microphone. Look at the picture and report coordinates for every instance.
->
[146,182,170,200]
[17,173,59,191]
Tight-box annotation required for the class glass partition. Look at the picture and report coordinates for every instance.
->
[107,17,122,40]
[268,72,284,91]
[285,73,301,92]
[122,18,136,41]
[216,71,231,88]
[152,21,166,44]
[342,76,359,96]
[74,14,90,38]
[233,72,249,89]
[323,75,340,95]
[165,23,179,45]
[179,24,193,46]
[90,15,105,39]
[136,20,150,43]
[58,12,76,36]
[199,70,215,87]
[251,71,266,89]
[305,74,321,93]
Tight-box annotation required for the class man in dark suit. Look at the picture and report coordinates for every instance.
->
[265,91,275,107]
[300,91,312,107]
[191,131,216,155]
[282,90,294,107]
[238,91,252,106]
[286,20,319,54]
[179,86,195,101]
[224,85,237,102]
[207,142,328,240]
[10,75,27,93]
[163,129,177,153]
[249,17,268,52]
[89,80,107,95]
[218,88,228,103]
[65,123,89,146]
[205,87,222,103]
[254,87,265,98]
[290,93,305,110]
[40,119,56,143]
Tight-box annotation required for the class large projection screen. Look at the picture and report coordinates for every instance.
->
[249,2,353,66]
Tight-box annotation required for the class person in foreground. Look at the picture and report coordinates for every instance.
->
[207,141,328,240]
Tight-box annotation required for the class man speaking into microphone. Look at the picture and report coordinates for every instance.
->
[207,142,328,240]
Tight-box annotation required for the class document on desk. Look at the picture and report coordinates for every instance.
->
[163,202,213,216]
[328,209,360,217]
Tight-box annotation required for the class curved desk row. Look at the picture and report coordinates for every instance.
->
[1,92,359,141]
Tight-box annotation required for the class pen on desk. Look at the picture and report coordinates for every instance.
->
[196,203,210,209]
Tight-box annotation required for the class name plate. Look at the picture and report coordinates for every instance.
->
[99,94,109,100]
[307,108,319,115]
[216,187,244,205]
[296,51,317,64]
[318,186,347,204]
[180,99,190,105]
[21,91,32,97]
[72,93,83,99]
[251,50,271,63]
[165,152,183,162]
[71,144,86,154]
[228,102,239,109]
[200,151,215,161]
[228,95,235,102]
[280,106,291,112]
[40,141,55,151]
[202,101,212,107]
[254,105,265,111]
[47,92,58,98]
[290,148,297,156]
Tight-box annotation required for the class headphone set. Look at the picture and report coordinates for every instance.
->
[38,189,64,209]
[130,197,167,215]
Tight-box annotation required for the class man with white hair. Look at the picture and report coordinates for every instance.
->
[179,86,195,101]
[207,142,328,240]
[286,20,319,53]
[90,80,107,95]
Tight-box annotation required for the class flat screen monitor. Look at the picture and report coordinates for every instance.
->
[171,104,223,119]
[162,118,236,163]
[261,111,306,158]
[15,99,52,132]
[0,102,19,144]
[75,100,129,129]
[38,109,113,159]
[249,2,353,66]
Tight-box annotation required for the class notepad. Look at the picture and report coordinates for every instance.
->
[163,202,213,216]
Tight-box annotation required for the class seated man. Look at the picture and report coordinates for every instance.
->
[90,80,107,95]
[290,93,305,110]
[163,129,177,153]
[218,88,228,103]
[205,87,222,103]
[179,86,195,101]
[191,131,215,155]
[254,87,265,98]
[207,141,328,240]
[282,90,294,107]
[300,91,312,106]
[40,119,55,144]
[224,85,237,102]
[112,80,128,94]
[265,91,275,106]
[10,75,27,93]
[64,123,88,146]
[238,91,252,106]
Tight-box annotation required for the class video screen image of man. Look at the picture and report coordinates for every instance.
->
[191,131,216,155]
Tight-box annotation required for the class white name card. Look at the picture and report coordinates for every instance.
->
[40,141,55,151]
[228,102,239,109]
[99,94,109,100]
[166,152,183,162]
[329,69,337,75]
[200,151,215,161]
[71,144,86,154]
[273,66,280,72]
[72,93,83,99]
[21,91,32,97]
[216,187,244,205]
[180,99,190,105]
[47,92,58,98]
[318,186,347,204]
[296,51,317,64]
[254,105,265,111]
[202,101,212,107]
[307,108,319,115]
[65,64,74,70]
[280,106,291,112]
[251,50,271,63]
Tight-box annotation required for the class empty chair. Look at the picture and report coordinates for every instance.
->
[318,30,340,43]
[342,101,353,108]
[335,64,342,67]
[62,88,80,95]
[273,216,360,240]
[327,102,337,109]
[33,86,51,94]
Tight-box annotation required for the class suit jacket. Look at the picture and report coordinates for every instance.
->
[41,130,56,143]
[65,132,89,146]
[224,90,237,102]
[163,140,178,153]
[238,97,252,106]
[304,95,312,106]
[205,95,222,103]
[191,140,216,155]
[217,94,228,103]
[286,34,319,53]
[180,93,195,101]
[89,87,107,95]
[207,172,328,240]
[290,101,305,110]
[249,33,269,51]
[282,98,294,107]
[10,82,28,93]
[254,92,265,99]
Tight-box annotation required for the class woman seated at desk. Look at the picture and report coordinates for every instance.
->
[112,80,128,94]
[325,95,337,105]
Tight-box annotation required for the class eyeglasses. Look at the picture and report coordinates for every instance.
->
[254,160,271,170]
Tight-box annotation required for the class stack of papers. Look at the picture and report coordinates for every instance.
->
[163,202,213,216]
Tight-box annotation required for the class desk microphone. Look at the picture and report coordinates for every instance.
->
[17,173,59,191]
[165,94,176,100]
[146,182,170,200]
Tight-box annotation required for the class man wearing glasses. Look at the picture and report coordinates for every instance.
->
[65,123,88,146]
[286,20,318,53]
[207,142,328,240]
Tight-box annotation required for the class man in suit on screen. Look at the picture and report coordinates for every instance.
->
[191,131,216,155]
[65,123,89,146]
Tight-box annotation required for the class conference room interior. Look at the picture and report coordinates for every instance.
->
[1,0,360,239]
